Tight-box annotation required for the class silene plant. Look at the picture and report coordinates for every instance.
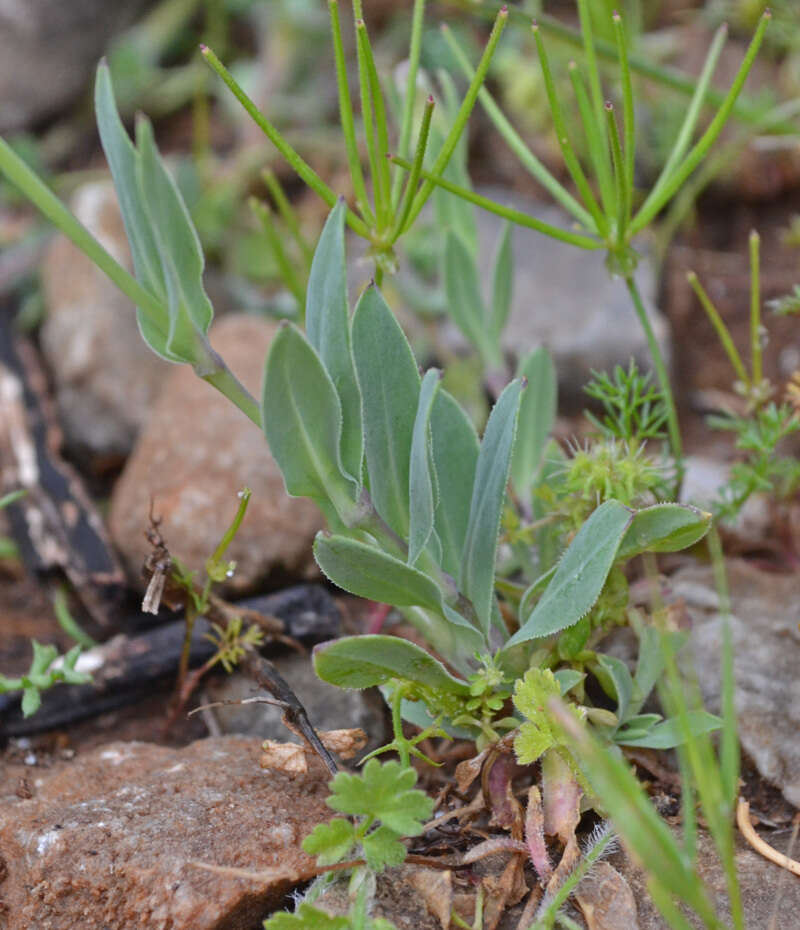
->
[0,4,769,927]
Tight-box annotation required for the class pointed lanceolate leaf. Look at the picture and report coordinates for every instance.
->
[313,634,470,694]
[617,502,712,561]
[408,369,441,566]
[615,711,721,749]
[262,324,356,511]
[511,347,557,497]
[351,286,420,537]
[429,388,479,578]
[134,117,214,366]
[94,63,173,357]
[305,200,363,485]
[459,379,524,633]
[596,654,634,724]
[314,535,444,612]
[490,222,513,345]
[444,229,495,365]
[505,500,633,647]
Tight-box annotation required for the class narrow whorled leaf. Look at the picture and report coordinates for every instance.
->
[615,711,721,749]
[352,286,420,537]
[490,222,513,344]
[408,369,441,566]
[305,200,362,485]
[460,379,524,633]
[314,534,443,612]
[135,117,214,366]
[444,229,495,365]
[505,500,633,647]
[617,502,712,561]
[262,324,356,510]
[429,388,479,578]
[313,634,470,694]
[511,347,557,497]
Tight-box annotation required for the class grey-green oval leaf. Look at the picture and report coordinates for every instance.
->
[305,200,363,485]
[444,229,495,366]
[617,503,712,561]
[314,634,470,694]
[505,500,633,648]
[262,324,356,511]
[460,378,524,634]
[615,711,721,749]
[352,285,420,537]
[314,533,444,612]
[490,222,513,345]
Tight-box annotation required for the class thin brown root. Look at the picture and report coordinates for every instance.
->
[737,798,800,877]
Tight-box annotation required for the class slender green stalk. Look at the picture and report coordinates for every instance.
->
[202,365,262,427]
[604,102,627,239]
[749,230,762,386]
[354,19,382,225]
[356,19,392,225]
[208,486,252,570]
[404,7,508,229]
[612,11,635,215]
[532,26,606,236]
[393,95,435,239]
[329,0,374,225]
[567,63,615,238]
[262,168,313,263]
[392,156,603,250]
[575,0,614,217]
[631,11,771,234]
[645,24,727,226]
[443,24,594,230]
[250,198,307,308]
[623,275,683,473]
[391,0,426,207]
[687,272,749,386]
[200,46,370,239]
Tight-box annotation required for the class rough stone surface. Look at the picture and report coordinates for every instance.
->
[613,827,800,930]
[0,1,151,131]
[207,652,389,755]
[109,314,323,595]
[0,736,332,929]
[669,559,800,808]
[40,181,169,464]
[462,190,669,405]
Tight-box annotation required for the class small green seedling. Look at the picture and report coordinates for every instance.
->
[0,641,92,718]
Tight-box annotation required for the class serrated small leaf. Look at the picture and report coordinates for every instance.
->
[313,535,444,612]
[408,369,441,566]
[302,818,356,866]
[313,635,470,694]
[444,229,495,365]
[511,347,557,498]
[429,388,479,578]
[505,501,633,647]
[262,324,356,510]
[514,722,556,765]
[352,286,420,537]
[362,824,407,871]
[305,201,362,485]
[135,116,213,366]
[617,503,712,561]
[263,904,350,930]
[616,711,721,749]
[327,759,434,835]
[489,222,513,345]
[460,379,524,633]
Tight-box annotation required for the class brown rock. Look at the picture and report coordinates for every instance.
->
[0,736,332,929]
[109,314,322,595]
[40,181,169,464]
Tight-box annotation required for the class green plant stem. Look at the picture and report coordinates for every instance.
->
[392,157,602,250]
[404,7,508,230]
[446,2,796,134]
[393,96,434,240]
[443,24,593,230]
[200,45,370,238]
[749,230,762,387]
[356,19,392,226]
[202,364,262,427]
[612,11,635,205]
[623,275,683,479]
[250,198,306,306]
[631,11,771,235]
[391,687,411,768]
[391,0,426,207]
[262,168,313,263]
[604,103,627,239]
[177,604,198,697]
[686,272,749,387]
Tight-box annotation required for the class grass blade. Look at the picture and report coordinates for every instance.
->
[686,271,749,386]
[356,17,392,225]
[612,11,635,209]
